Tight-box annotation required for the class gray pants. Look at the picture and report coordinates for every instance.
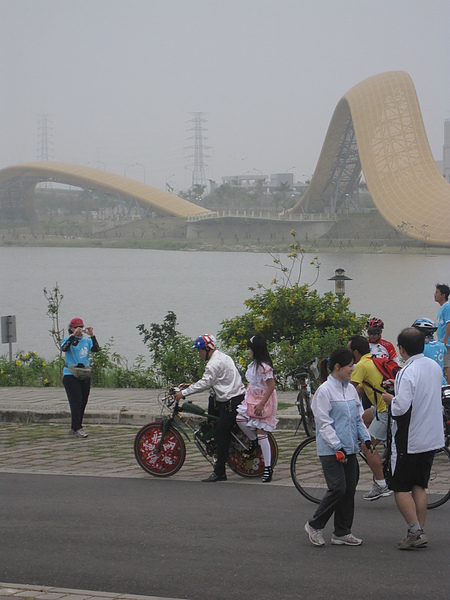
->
[308,453,358,537]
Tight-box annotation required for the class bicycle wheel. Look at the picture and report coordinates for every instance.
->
[426,446,450,509]
[290,437,325,503]
[227,428,279,477]
[299,390,315,437]
[134,422,186,477]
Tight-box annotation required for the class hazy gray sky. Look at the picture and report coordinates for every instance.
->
[2,0,449,192]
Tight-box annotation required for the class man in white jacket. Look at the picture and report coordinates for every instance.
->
[383,327,444,550]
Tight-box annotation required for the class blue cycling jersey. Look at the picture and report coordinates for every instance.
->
[423,339,447,385]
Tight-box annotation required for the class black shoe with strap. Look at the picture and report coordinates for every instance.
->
[242,438,258,459]
[262,466,273,483]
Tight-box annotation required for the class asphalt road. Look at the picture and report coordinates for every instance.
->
[2,473,449,600]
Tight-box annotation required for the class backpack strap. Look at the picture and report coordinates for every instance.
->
[363,381,386,420]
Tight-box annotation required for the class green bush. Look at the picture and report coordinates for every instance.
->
[137,311,204,386]
[0,351,62,387]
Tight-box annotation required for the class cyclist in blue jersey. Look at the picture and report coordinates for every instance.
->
[434,284,450,383]
[411,318,447,385]
[61,317,100,438]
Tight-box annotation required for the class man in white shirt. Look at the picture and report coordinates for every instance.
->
[383,328,444,550]
[174,334,245,482]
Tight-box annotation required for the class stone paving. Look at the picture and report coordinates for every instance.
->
[0,583,180,600]
[0,386,306,484]
[0,421,305,485]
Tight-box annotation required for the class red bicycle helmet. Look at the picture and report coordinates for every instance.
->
[365,317,384,331]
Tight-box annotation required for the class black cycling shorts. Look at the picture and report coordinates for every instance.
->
[389,450,435,492]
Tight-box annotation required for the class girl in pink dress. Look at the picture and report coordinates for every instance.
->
[236,334,278,482]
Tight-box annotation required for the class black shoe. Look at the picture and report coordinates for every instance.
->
[262,466,273,483]
[242,438,258,459]
[202,472,227,482]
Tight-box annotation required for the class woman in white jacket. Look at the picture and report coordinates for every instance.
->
[305,347,372,547]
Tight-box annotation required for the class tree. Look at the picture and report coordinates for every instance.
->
[218,231,367,384]
[43,283,65,379]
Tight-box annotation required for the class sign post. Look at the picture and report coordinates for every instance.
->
[1,315,17,362]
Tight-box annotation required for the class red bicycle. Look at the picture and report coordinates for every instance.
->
[134,386,279,478]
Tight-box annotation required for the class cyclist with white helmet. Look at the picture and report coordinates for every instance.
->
[365,317,399,364]
[174,334,245,482]
[411,318,447,385]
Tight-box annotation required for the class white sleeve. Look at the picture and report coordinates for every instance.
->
[391,372,413,417]
[184,360,217,396]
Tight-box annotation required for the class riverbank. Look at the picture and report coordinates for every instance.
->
[1,212,448,254]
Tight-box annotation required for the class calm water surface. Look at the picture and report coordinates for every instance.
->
[1,247,448,362]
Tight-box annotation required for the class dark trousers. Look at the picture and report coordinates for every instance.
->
[309,453,358,536]
[63,375,91,431]
[214,394,244,475]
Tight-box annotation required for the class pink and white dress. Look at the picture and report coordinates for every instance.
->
[237,361,278,431]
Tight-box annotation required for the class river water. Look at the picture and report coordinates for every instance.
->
[1,246,448,363]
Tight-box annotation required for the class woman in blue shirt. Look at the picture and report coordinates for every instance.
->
[305,348,372,547]
[61,317,100,438]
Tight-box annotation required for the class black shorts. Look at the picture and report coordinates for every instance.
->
[389,450,436,492]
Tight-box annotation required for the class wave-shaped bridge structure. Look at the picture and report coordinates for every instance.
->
[0,162,211,220]
[288,71,450,247]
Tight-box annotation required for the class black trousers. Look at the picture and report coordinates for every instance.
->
[214,394,244,475]
[63,375,91,431]
[309,453,358,536]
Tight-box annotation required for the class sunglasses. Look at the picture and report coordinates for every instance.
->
[367,329,381,335]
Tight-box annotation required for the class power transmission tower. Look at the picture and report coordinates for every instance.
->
[185,112,210,188]
[37,114,53,161]
[37,114,53,189]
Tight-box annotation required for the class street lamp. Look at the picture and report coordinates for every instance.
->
[134,162,146,183]
[165,174,176,193]
[328,268,352,295]
[124,164,134,178]
[124,163,145,183]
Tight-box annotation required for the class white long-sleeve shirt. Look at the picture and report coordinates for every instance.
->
[391,353,444,455]
[182,349,245,402]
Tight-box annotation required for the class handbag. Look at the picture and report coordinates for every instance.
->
[67,365,92,381]
[246,393,273,419]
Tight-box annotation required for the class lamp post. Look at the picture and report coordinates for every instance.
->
[124,164,134,178]
[165,174,176,193]
[134,162,146,183]
[328,268,352,295]
[124,163,145,183]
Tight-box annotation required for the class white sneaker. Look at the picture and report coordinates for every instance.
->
[305,522,325,547]
[363,483,393,501]
[75,428,88,438]
[331,533,363,546]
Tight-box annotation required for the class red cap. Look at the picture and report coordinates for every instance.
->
[69,317,84,329]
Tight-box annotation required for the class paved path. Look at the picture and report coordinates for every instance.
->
[0,387,301,427]
[0,386,304,600]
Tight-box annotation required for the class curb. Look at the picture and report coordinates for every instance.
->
[0,409,301,430]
